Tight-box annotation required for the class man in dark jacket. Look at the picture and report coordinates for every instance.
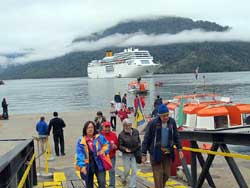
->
[152,95,163,117]
[122,93,127,106]
[48,112,66,156]
[114,92,122,111]
[141,104,183,188]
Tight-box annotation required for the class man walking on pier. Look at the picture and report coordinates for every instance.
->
[141,104,183,188]
[48,112,66,156]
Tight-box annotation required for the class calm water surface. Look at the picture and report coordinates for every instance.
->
[0,72,250,115]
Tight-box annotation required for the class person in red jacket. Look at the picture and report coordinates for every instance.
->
[101,121,118,188]
[134,95,146,110]
[118,104,131,122]
[134,95,139,110]
[140,96,145,109]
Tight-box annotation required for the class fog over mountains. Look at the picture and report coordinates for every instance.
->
[1,17,250,79]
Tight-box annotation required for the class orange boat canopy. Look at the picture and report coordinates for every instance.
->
[167,103,178,110]
[197,106,229,117]
[235,104,250,113]
[174,93,219,100]
[183,104,207,114]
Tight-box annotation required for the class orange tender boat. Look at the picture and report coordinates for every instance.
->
[165,93,250,131]
[127,81,148,94]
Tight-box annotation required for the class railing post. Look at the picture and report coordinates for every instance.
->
[32,140,37,186]
[190,141,197,187]
[41,137,52,178]
[46,137,55,161]
[220,144,248,188]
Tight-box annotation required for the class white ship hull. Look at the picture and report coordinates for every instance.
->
[88,63,160,78]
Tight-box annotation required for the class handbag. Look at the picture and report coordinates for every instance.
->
[97,137,112,171]
[100,154,113,170]
[134,148,142,164]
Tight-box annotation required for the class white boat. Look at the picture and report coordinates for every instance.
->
[87,48,161,78]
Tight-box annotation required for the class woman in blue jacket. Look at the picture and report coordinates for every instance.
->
[75,120,110,188]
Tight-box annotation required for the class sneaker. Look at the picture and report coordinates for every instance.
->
[61,153,66,156]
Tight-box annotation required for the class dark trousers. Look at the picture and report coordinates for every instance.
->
[2,109,8,119]
[53,133,64,155]
[110,116,116,131]
[80,151,105,188]
[80,169,105,188]
[151,155,171,188]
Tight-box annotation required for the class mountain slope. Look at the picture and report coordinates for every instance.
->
[1,42,250,80]
[1,16,250,80]
[73,17,229,42]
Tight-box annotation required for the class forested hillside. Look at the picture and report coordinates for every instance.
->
[73,17,229,42]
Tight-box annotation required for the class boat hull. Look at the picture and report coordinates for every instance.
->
[88,63,160,78]
[213,125,250,133]
[128,89,149,94]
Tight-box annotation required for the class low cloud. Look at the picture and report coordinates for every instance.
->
[1,0,249,67]
[70,27,250,52]
[2,27,250,66]
[0,56,9,68]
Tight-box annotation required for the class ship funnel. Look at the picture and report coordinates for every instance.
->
[106,51,113,57]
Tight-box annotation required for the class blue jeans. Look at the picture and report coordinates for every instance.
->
[122,153,137,188]
[108,157,116,188]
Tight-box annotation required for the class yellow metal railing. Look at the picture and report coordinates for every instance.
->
[33,136,53,177]
[182,146,250,160]
[17,153,36,188]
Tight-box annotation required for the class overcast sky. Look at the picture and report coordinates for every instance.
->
[0,0,250,65]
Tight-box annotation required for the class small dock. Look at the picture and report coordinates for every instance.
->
[0,139,189,188]
[1,114,250,188]
[36,166,189,188]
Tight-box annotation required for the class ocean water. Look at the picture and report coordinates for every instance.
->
[0,71,250,115]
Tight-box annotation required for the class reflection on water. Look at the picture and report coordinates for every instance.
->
[0,71,250,115]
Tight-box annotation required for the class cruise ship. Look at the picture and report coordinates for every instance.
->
[87,48,161,78]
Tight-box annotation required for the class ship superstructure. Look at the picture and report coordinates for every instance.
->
[87,48,161,78]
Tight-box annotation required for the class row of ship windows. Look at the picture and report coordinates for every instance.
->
[102,57,151,63]
[89,60,150,67]
[104,60,150,72]
[116,55,151,57]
